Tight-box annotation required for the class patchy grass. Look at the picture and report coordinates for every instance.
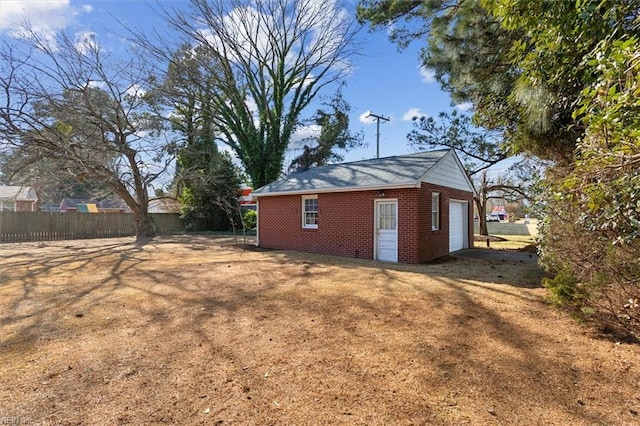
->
[483,234,538,250]
[1,236,638,425]
[473,234,536,251]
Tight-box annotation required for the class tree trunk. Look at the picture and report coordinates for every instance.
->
[479,204,489,236]
[134,210,157,241]
[110,181,155,241]
[474,197,489,236]
[476,171,491,236]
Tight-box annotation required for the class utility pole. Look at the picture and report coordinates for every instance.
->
[366,112,389,158]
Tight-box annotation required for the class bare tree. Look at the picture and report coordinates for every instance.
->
[140,0,361,188]
[473,170,528,236]
[0,145,113,205]
[0,31,172,240]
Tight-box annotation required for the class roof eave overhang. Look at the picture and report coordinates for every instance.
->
[252,181,421,198]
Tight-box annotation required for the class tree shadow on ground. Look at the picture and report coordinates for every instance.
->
[0,235,637,425]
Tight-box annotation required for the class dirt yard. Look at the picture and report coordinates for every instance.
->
[1,235,638,425]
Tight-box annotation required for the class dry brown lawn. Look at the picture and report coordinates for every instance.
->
[1,235,638,425]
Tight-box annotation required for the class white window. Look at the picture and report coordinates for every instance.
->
[302,195,318,229]
[432,193,440,231]
[378,202,397,230]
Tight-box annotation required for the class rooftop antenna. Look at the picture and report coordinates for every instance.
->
[366,112,390,159]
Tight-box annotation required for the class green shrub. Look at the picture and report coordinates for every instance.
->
[243,209,257,230]
[539,173,640,342]
[543,266,581,309]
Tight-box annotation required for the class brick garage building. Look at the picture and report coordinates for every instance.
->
[252,149,475,264]
[0,186,38,212]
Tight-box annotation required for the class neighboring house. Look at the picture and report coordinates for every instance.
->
[239,184,256,209]
[148,198,181,213]
[40,204,61,212]
[252,149,475,264]
[484,199,507,220]
[0,185,39,212]
[59,198,128,213]
[491,205,507,220]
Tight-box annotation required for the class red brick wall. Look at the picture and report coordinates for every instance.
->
[415,183,475,263]
[257,184,473,263]
[16,200,37,212]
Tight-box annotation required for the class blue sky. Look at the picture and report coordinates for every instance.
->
[343,31,472,162]
[0,0,472,168]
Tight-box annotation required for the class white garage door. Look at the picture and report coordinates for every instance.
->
[449,201,467,252]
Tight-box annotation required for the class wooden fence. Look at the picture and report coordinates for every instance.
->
[0,212,185,243]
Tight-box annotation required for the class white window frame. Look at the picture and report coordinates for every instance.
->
[432,193,440,231]
[302,195,318,229]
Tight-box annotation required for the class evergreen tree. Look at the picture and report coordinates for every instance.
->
[289,89,364,172]
[156,46,242,231]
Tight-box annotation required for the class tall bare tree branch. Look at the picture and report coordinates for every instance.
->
[0,31,172,239]
[135,0,361,187]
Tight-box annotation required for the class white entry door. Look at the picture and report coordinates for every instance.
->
[449,201,468,252]
[375,200,398,262]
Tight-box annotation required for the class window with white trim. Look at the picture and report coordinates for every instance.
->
[302,195,318,229]
[432,193,440,230]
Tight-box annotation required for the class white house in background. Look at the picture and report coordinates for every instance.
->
[0,186,39,212]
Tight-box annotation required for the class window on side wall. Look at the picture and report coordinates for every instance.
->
[302,195,318,229]
[432,193,440,231]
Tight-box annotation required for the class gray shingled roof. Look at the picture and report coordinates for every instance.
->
[253,149,451,196]
[0,185,38,201]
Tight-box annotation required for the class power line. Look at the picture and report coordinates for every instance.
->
[366,112,389,159]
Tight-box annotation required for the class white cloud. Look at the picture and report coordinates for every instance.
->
[359,111,393,125]
[87,80,108,90]
[419,66,436,83]
[74,30,98,55]
[402,108,427,121]
[81,5,93,13]
[200,5,287,66]
[0,0,92,43]
[455,102,474,112]
[386,25,393,37]
[197,0,353,77]
[289,124,322,149]
[359,110,376,125]
[125,83,146,99]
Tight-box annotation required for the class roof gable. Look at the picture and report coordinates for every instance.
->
[421,150,475,193]
[60,198,86,209]
[253,149,468,197]
[0,185,38,201]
